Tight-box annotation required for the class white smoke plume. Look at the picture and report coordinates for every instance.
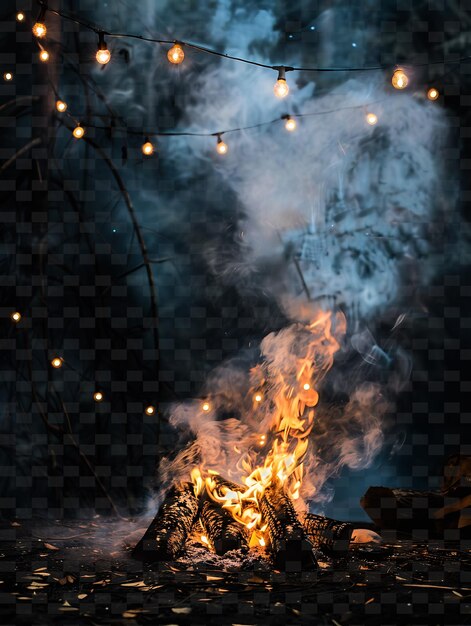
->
[87,1,455,509]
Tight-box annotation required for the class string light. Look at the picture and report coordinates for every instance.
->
[96,32,111,65]
[56,100,67,112]
[254,393,263,402]
[274,67,290,99]
[303,383,311,391]
[202,402,210,412]
[216,134,228,155]
[16,12,25,22]
[39,49,50,62]
[392,68,409,90]
[141,137,154,156]
[145,405,155,415]
[167,42,185,65]
[73,124,85,139]
[427,87,439,101]
[3,72,13,82]
[32,7,47,38]
[51,357,63,369]
[366,112,378,125]
[93,391,104,402]
[10,312,22,323]
[283,115,297,131]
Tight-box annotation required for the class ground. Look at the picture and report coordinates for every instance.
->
[0,518,469,625]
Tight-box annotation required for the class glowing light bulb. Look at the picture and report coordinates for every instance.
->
[427,87,439,101]
[145,405,155,415]
[392,68,409,90]
[11,311,21,323]
[284,116,297,131]
[366,112,378,126]
[96,33,111,65]
[167,43,185,65]
[94,391,104,402]
[56,100,67,113]
[96,48,111,65]
[201,535,209,544]
[274,67,289,99]
[254,393,262,402]
[3,72,13,82]
[141,139,154,156]
[39,49,49,62]
[32,22,47,38]
[17,12,25,22]
[303,383,310,390]
[73,125,85,139]
[216,136,228,155]
[51,357,63,369]
[202,402,210,412]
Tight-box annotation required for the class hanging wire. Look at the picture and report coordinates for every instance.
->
[37,0,471,74]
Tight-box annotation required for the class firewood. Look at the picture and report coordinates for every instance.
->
[132,482,199,561]
[303,513,353,556]
[259,483,317,571]
[199,494,249,554]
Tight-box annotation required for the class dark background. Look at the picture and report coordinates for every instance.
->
[0,0,470,521]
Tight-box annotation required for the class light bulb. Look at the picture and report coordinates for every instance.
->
[17,12,25,22]
[284,116,297,131]
[254,393,263,402]
[11,311,21,323]
[96,48,111,65]
[366,112,378,126]
[56,100,67,113]
[141,139,154,156]
[96,33,111,65]
[94,391,104,402]
[145,405,155,415]
[167,43,185,65]
[274,78,289,99]
[427,87,439,101]
[202,402,210,412]
[3,72,13,82]
[274,67,289,99]
[392,68,409,90]
[216,136,228,155]
[303,383,311,391]
[51,357,63,369]
[39,49,49,62]
[32,22,47,38]
[73,125,85,139]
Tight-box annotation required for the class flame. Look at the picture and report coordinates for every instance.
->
[190,310,342,543]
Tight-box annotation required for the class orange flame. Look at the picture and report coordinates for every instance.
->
[191,310,342,546]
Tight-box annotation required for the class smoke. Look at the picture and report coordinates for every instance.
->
[87,1,455,508]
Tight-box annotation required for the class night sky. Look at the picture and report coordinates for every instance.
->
[0,0,470,521]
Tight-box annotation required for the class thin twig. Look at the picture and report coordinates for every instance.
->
[0,138,42,173]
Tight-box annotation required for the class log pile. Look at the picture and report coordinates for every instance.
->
[133,476,353,569]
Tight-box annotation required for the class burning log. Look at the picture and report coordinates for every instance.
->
[259,483,317,571]
[132,482,199,561]
[303,513,353,556]
[199,494,249,554]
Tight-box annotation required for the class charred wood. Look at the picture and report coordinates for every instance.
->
[199,493,249,554]
[132,482,199,561]
[259,484,317,571]
[303,513,353,556]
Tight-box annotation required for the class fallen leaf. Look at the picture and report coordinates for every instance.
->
[171,608,191,614]
[43,543,60,551]
[77,594,88,600]
[121,581,147,588]
[11,522,21,527]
